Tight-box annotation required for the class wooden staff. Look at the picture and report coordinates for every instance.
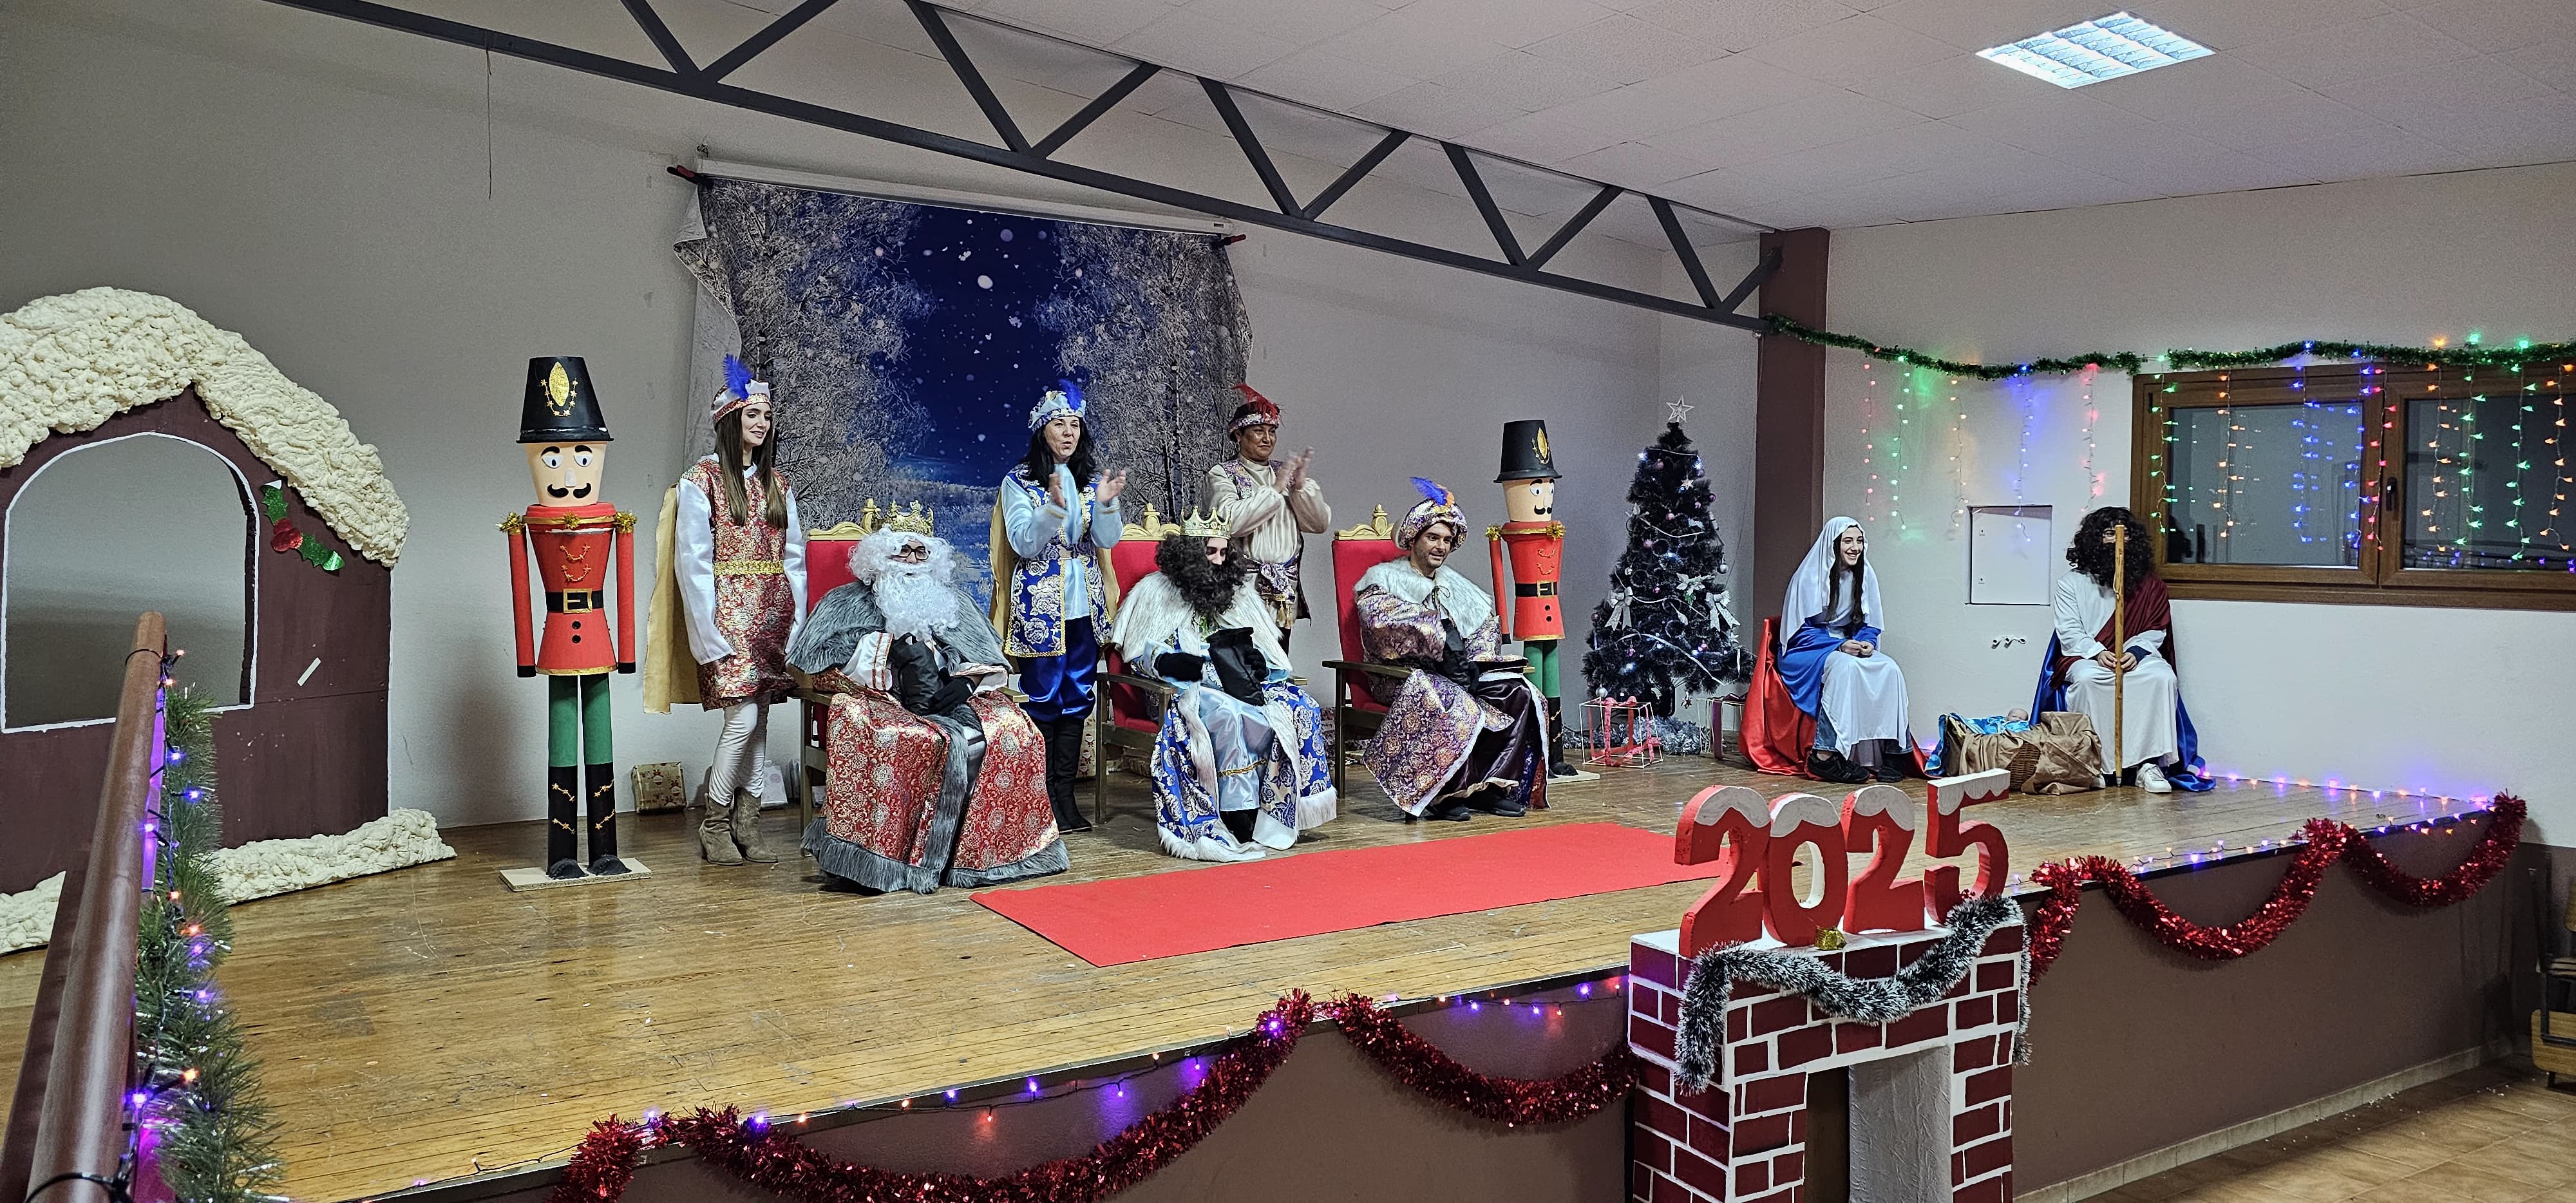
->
[2110,521,2127,780]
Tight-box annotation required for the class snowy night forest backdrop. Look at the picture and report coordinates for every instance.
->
[678,178,1250,603]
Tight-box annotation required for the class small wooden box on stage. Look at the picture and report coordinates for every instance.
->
[498,859,651,891]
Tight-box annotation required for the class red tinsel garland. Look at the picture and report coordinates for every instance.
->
[554,1118,644,1202]
[2027,795,2525,979]
[1323,994,1636,1126]
[547,986,1636,1203]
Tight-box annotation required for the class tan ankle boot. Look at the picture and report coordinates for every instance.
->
[730,793,781,863]
[699,804,744,866]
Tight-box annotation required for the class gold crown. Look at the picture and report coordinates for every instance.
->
[859,498,936,536]
[1180,506,1232,539]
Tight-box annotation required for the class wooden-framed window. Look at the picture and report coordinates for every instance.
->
[2133,360,2576,611]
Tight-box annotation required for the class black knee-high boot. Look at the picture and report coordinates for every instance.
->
[1044,717,1092,833]
[585,761,629,875]
[545,764,583,879]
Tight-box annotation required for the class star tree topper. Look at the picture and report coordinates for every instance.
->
[1666,397,1693,424]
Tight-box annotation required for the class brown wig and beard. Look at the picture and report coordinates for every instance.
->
[1155,533,1246,624]
[715,408,789,527]
[2069,506,2155,594]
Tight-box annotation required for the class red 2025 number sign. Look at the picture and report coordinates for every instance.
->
[1675,769,2010,957]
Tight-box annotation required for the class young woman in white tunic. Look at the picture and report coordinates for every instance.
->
[1776,518,1913,783]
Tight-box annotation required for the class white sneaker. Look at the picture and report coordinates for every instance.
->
[2137,763,2173,794]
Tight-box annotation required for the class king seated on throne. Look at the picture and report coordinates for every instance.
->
[1111,507,1336,863]
[783,514,1067,894]
[1354,478,1549,822]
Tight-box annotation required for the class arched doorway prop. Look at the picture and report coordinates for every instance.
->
[0,289,408,892]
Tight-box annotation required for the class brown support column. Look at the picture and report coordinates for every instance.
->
[1753,227,1830,621]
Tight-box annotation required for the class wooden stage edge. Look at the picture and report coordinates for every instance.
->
[0,754,2514,1202]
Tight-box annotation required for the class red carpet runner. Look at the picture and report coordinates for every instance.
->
[974,822,1721,966]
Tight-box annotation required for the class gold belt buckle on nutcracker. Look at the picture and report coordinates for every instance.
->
[549,590,603,612]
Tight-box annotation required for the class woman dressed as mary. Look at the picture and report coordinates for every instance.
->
[1776,517,1915,784]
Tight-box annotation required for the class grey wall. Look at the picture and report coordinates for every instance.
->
[0,0,1761,825]
[3,433,252,727]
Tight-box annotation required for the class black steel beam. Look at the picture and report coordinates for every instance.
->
[1524,184,1620,270]
[1718,245,1782,314]
[1031,61,1159,159]
[908,0,1029,153]
[1446,143,1526,267]
[1651,196,1721,310]
[248,0,1774,330]
[702,0,839,82]
[1300,129,1406,222]
[1201,80,1302,217]
[618,0,697,75]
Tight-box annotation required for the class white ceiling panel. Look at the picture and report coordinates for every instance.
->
[1400,0,1620,48]
[1432,50,1625,111]
[1631,0,1857,53]
[1112,9,1302,77]
[2496,37,2576,94]
[2117,0,2395,52]
[1848,52,2054,118]
[1524,15,1732,84]
[2230,12,2479,90]
[1236,49,1417,111]
[1173,0,1387,46]
[2373,0,2569,53]
[1742,14,1959,88]
[1320,6,1515,78]
[1468,109,1629,162]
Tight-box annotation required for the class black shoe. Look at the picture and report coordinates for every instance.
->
[1220,810,1258,842]
[1432,800,1475,821]
[1871,761,1903,783]
[589,855,631,876]
[545,858,587,880]
[1807,748,1868,785]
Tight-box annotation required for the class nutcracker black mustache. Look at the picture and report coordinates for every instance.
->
[547,483,594,499]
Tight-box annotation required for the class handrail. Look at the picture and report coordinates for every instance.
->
[1,612,167,1203]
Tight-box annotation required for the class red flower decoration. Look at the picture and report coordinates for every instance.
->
[269,518,305,554]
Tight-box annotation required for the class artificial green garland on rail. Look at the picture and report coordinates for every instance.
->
[1763,315,2576,380]
[136,685,284,1203]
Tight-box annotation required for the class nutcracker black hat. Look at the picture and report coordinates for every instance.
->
[518,355,614,443]
[1496,419,1557,482]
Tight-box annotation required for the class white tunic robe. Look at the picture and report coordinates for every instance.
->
[1813,596,1910,754]
[2052,572,2178,773]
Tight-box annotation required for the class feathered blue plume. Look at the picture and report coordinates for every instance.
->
[1056,379,1085,413]
[1410,476,1451,506]
[723,354,755,399]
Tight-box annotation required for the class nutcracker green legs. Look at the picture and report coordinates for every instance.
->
[547,673,627,879]
[1525,638,1571,776]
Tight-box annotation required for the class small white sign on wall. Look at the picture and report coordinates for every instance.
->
[1967,506,2054,606]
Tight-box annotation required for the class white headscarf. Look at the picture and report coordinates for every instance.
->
[1777,516,1885,649]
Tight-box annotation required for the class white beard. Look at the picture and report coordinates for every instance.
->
[873,570,958,644]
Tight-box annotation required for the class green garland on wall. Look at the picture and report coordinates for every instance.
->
[137,685,284,1203]
[1765,314,2576,379]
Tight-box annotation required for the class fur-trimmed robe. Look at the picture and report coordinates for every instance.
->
[1111,570,1336,861]
[784,582,1066,893]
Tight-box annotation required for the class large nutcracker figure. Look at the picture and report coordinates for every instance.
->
[502,356,638,879]
[1489,419,1577,778]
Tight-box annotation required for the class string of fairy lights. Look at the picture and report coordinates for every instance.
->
[1834,334,2573,577]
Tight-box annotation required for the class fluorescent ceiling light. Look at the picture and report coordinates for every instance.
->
[1978,12,2211,89]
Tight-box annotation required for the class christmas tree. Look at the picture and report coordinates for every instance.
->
[1582,419,1743,716]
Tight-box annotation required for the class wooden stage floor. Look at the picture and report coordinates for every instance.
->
[0,754,2484,1201]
